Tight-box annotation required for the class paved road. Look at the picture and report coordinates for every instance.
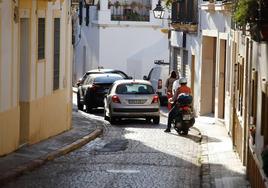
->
[3,95,201,188]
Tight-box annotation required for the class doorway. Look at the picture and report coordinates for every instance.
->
[19,18,30,146]
[200,36,216,115]
[217,39,226,119]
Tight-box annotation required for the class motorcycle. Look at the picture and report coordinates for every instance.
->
[171,94,195,135]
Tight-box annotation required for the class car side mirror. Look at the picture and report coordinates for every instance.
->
[143,75,148,80]
[128,76,133,79]
[76,78,82,87]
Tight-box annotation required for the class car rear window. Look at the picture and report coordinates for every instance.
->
[94,75,123,83]
[116,83,154,94]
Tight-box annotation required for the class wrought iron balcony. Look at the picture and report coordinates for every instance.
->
[171,0,198,33]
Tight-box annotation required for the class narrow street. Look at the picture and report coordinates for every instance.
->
[2,93,201,188]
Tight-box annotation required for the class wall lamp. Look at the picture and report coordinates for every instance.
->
[153,0,165,19]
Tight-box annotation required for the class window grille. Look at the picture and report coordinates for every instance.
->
[53,18,60,91]
[38,18,45,60]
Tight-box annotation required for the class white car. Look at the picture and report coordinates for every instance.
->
[143,61,169,105]
[104,79,160,124]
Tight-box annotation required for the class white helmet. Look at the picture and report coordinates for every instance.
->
[179,77,187,84]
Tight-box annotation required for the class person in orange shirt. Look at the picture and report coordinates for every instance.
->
[164,77,192,132]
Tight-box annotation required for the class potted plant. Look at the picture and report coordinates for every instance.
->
[233,0,268,41]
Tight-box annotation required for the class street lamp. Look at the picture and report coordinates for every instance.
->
[153,0,165,19]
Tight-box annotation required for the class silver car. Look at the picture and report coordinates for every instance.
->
[104,79,160,124]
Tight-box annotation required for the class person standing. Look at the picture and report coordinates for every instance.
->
[165,71,178,110]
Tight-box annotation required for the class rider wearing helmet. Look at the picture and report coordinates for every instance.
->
[164,77,192,133]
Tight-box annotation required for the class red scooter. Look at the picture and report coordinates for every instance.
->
[172,94,195,135]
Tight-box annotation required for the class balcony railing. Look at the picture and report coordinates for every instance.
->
[171,0,198,33]
[109,1,151,22]
[201,0,234,13]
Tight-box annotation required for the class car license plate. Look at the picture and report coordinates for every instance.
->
[183,114,191,120]
[128,99,146,104]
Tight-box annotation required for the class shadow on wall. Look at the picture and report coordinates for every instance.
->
[126,36,169,79]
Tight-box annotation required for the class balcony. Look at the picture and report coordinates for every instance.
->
[171,0,198,33]
[201,0,216,12]
[201,0,234,13]
[170,22,198,33]
[109,0,151,22]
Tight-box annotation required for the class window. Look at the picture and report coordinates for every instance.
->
[116,84,154,94]
[53,18,60,90]
[38,18,45,60]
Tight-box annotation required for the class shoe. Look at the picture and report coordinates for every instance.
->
[164,129,171,133]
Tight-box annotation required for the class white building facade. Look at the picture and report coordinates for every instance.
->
[73,0,170,81]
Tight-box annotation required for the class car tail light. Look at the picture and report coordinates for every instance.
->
[152,95,159,103]
[112,95,121,103]
[157,79,162,89]
[90,84,98,92]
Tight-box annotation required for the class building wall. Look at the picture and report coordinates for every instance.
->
[0,0,72,156]
[0,0,20,155]
[73,0,169,81]
[99,26,169,79]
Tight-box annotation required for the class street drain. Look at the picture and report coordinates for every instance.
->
[97,139,128,152]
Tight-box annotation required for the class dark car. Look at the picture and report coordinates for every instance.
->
[76,68,132,86]
[77,73,124,112]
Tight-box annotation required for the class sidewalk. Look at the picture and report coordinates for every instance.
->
[160,107,250,188]
[0,109,106,185]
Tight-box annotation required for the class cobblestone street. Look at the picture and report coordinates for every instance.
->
[3,115,201,188]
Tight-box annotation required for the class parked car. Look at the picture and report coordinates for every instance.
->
[77,73,124,112]
[76,68,132,86]
[143,60,169,106]
[104,79,160,124]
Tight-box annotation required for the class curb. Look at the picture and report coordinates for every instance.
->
[160,109,209,187]
[199,134,211,188]
[0,128,103,186]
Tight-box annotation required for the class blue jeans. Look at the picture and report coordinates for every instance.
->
[167,104,180,130]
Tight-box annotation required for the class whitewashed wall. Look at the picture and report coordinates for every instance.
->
[255,42,268,155]
[200,11,231,32]
[74,0,169,81]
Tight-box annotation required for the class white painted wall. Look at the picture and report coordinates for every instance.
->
[255,42,268,155]
[73,1,169,81]
[200,10,231,33]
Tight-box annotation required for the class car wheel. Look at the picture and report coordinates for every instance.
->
[77,94,83,111]
[153,116,160,124]
[104,108,109,121]
[85,92,93,113]
[110,115,116,124]
[145,117,151,123]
